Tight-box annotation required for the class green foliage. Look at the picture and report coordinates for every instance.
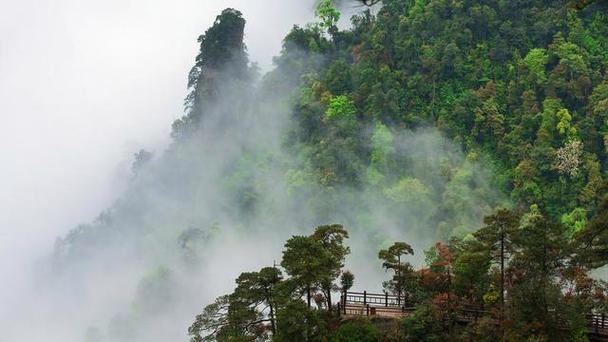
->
[339,270,355,293]
[473,208,521,312]
[190,203,608,341]
[508,214,572,340]
[330,318,379,342]
[324,95,356,121]
[188,295,230,342]
[556,108,577,141]
[324,59,353,94]
[370,122,394,161]
[283,0,608,222]
[524,48,549,83]
[274,300,328,342]
[367,122,394,184]
[63,2,608,338]
[312,224,351,308]
[451,236,491,306]
[281,225,350,308]
[281,235,328,306]
[188,265,284,341]
[172,8,250,140]
[315,0,341,33]
[383,177,430,204]
[177,1,608,340]
[574,197,608,268]
[561,207,587,237]
[189,224,348,341]
[378,242,418,301]
[401,305,444,341]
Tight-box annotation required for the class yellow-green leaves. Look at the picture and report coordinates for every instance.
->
[315,0,340,32]
[523,48,548,83]
[384,177,430,204]
[561,207,587,238]
[366,122,394,185]
[556,108,578,141]
[324,95,356,120]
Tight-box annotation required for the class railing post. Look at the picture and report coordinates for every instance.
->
[363,291,367,306]
[366,304,370,316]
[385,292,388,307]
[342,291,346,315]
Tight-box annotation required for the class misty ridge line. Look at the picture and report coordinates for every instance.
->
[13,6,502,342]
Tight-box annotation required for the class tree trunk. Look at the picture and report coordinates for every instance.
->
[397,254,402,306]
[447,268,454,338]
[269,302,276,335]
[307,286,311,308]
[500,232,505,310]
[500,228,505,341]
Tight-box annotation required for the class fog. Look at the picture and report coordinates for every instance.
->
[0,0,316,340]
[0,0,317,255]
[0,1,500,341]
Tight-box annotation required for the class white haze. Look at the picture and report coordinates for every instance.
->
[0,1,502,342]
[0,0,316,340]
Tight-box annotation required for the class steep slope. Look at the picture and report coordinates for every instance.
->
[45,6,503,341]
[44,0,608,340]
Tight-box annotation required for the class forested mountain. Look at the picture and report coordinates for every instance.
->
[285,0,608,226]
[48,0,608,341]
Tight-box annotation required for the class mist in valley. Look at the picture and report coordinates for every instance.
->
[0,1,503,341]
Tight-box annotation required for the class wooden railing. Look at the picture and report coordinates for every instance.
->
[337,290,608,338]
[587,313,608,336]
[337,290,416,318]
[342,291,410,307]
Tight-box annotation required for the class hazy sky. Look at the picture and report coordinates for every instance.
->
[0,0,315,295]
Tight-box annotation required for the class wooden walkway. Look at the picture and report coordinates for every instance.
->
[337,290,608,340]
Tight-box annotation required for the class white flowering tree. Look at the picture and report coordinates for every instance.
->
[553,140,583,177]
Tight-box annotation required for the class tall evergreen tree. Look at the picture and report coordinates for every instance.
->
[311,224,350,310]
[473,208,520,325]
[378,242,416,305]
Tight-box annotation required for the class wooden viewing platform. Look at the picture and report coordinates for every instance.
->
[337,291,416,319]
[337,290,608,340]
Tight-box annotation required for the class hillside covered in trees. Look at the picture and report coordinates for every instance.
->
[184,0,608,340]
[47,0,608,341]
[279,0,608,227]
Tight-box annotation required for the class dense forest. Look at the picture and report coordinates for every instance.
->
[274,0,608,227]
[184,0,608,340]
[49,0,608,341]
